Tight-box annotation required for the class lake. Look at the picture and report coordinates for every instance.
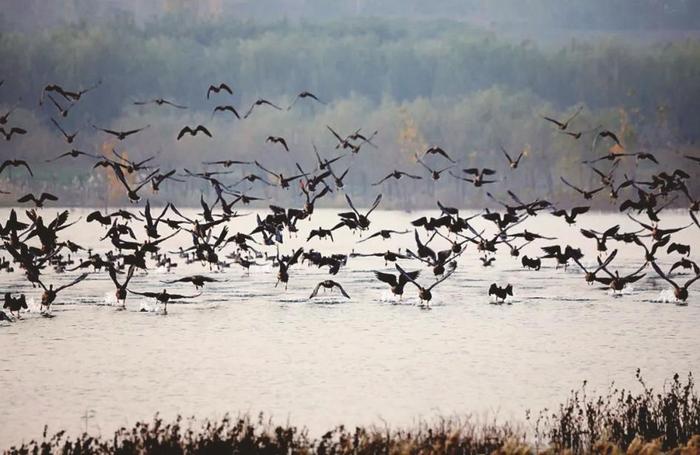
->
[0,208,698,446]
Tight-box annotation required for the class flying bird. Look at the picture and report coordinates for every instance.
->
[92,124,150,141]
[177,125,212,140]
[207,83,233,99]
[243,99,283,119]
[288,91,326,110]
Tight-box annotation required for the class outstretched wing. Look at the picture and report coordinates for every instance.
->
[55,273,89,293]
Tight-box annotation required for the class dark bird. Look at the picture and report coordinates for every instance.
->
[541,106,582,131]
[203,159,251,168]
[133,98,186,109]
[107,264,136,309]
[374,269,420,298]
[212,105,241,119]
[358,229,409,243]
[37,273,89,312]
[560,177,605,200]
[17,192,58,207]
[92,124,150,141]
[395,263,455,307]
[453,168,497,187]
[339,193,382,231]
[668,242,691,256]
[488,283,513,303]
[0,126,27,141]
[177,125,212,140]
[244,99,283,119]
[288,91,326,110]
[571,250,618,284]
[309,280,350,299]
[593,129,623,150]
[580,225,619,252]
[46,94,74,117]
[0,100,19,125]
[424,146,455,163]
[651,262,700,303]
[521,256,541,271]
[111,167,159,202]
[45,149,98,163]
[596,262,648,294]
[50,118,78,143]
[551,206,590,225]
[3,293,28,318]
[372,170,422,185]
[501,147,525,169]
[266,136,289,152]
[0,159,33,177]
[275,247,304,289]
[129,289,201,315]
[254,161,304,188]
[164,275,219,289]
[207,83,233,99]
[307,227,334,242]
[416,156,452,180]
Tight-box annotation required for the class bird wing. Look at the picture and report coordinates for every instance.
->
[55,273,89,293]
[309,282,323,298]
[650,262,679,290]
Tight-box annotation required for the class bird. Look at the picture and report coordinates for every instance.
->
[45,149,98,162]
[266,136,289,152]
[177,125,212,140]
[374,270,420,298]
[206,83,233,99]
[651,262,700,303]
[453,168,497,187]
[571,250,618,284]
[358,230,409,243]
[163,275,219,290]
[309,280,350,299]
[0,126,27,141]
[107,264,136,309]
[416,156,452,181]
[133,97,187,108]
[17,192,58,207]
[212,105,241,119]
[46,94,75,117]
[501,147,524,169]
[3,293,28,318]
[395,263,455,307]
[560,177,605,200]
[551,206,590,225]
[129,289,201,315]
[0,160,33,177]
[339,194,382,231]
[37,273,89,313]
[593,129,623,150]
[92,124,150,140]
[541,106,582,131]
[50,118,78,143]
[372,170,422,185]
[243,99,283,119]
[288,91,325,110]
[488,283,513,303]
[111,167,159,203]
[424,146,455,163]
[521,256,541,271]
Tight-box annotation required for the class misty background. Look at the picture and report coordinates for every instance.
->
[0,0,698,208]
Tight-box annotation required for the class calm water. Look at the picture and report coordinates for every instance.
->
[0,208,698,446]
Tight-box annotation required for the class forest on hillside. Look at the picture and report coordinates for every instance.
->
[0,16,698,207]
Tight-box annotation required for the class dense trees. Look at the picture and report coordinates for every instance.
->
[0,17,698,207]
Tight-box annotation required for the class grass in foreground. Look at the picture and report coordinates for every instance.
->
[4,372,700,454]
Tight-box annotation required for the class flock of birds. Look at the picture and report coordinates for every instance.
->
[1,80,699,321]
